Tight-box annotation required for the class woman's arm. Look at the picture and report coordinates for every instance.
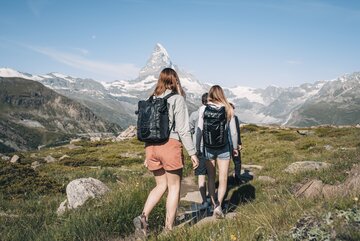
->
[173,96,196,156]
[195,105,205,153]
[229,116,238,150]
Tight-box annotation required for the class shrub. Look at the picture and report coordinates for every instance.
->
[276,132,299,141]
[242,124,260,133]
[0,162,64,199]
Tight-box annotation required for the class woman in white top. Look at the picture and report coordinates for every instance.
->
[196,85,238,218]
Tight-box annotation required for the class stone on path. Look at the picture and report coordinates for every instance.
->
[57,177,109,215]
[284,161,331,174]
[194,211,238,227]
[181,191,203,204]
[242,164,264,170]
[180,176,198,198]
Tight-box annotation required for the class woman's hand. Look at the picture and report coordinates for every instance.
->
[143,159,148,168]
[190,155,199,169]
[233,149,239,157]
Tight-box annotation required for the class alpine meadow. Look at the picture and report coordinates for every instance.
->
[1,1,360,240]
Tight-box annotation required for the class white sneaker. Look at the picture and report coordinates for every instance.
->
[213,205,225,219]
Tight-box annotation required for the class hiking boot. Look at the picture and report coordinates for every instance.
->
[198,201,209,210]
[213,205,225,219]
[133,213,148,238]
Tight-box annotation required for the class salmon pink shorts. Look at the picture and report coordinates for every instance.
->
[145,138,184,171]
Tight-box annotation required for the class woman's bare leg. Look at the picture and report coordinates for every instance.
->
[206,159,216,206]
[198,174,207,203]
[164,169,182,230]
[216,159,230,206]
[142,169,167,219]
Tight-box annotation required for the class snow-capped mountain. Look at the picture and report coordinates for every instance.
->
[285,72,360,126]
[104,43,208,99]
[1,44,359,127]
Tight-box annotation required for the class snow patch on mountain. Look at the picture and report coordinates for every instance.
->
[180,77,205,94]
[229,86,265,104]
[0,67,43,81]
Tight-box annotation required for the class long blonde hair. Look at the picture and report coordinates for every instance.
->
[208,85,234,120]
[153,68,186,97]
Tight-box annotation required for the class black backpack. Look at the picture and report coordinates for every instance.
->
[203,105,228,148]
[136,92,176,143]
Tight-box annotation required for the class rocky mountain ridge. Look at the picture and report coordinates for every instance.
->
[0,77,121,152]
[1,44,359,127]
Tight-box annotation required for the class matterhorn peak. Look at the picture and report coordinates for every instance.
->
[138,43,173,78]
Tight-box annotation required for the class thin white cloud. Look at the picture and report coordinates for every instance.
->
[28,45,139,80]
[73,47,89,55]
[286,60,302,65]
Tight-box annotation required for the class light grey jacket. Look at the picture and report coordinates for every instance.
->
[155,89,196,156]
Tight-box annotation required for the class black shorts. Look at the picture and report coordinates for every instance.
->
[195,153,207,176]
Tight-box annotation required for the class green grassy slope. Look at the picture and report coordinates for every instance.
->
[0,125,359,240]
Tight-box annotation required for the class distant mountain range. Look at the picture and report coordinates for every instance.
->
[1,43,360,130]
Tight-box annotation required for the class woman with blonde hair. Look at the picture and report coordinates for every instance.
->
[133,68,199,236]
[196,85,238,218]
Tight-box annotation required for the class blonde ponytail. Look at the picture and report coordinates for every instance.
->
[208,85,234,120]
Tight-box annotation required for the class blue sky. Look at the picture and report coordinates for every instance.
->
[0,0,360,88]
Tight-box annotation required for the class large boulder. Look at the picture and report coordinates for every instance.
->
[57,177,109,215]
[295,164,360,199]
[284,161,331,174]
[116,125,137,141]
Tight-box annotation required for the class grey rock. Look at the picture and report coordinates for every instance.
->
[90,137,101,142]
[57,200,68,215]
[295,180,324,198]
[10,155,20,163]
[70,138,82,144]
[31,161,41,169]
[44,155,57,163]
[1,154,10,161]
[284,161,331,174]
[59,155,70,161]
[296,130,315,136]
[116,125,137,141]
[66,177,109,209]
[295,164,360,199]
[257,176,276,183]
[324,145,333,151]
